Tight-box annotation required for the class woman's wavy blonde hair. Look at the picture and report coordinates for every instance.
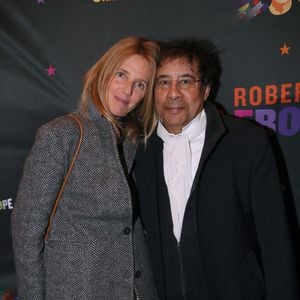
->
[80,36,159,143]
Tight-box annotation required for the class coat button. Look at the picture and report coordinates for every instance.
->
[123,227,131,235]
[134,270,142,278]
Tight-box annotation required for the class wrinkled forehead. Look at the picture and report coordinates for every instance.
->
[157,56,200,77]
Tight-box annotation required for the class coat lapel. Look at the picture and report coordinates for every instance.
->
[123,138,136,174]
[86,103,136,174]
[191,102,227,194]
[153,135,169,201]
[138,133,164,235]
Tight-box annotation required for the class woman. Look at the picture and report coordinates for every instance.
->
[11,37,159,299]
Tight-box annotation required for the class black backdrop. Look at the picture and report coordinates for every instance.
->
[1,0,299,296]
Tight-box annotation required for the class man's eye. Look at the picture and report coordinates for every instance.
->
[158,80,170,86]
[180,79,192,85]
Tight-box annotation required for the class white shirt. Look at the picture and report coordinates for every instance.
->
[157,110,207,241]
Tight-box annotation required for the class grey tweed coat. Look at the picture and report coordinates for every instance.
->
[11,104,158,300]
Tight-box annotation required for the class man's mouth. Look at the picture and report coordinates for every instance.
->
[165,106,184,113]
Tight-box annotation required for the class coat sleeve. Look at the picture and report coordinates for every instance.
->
[11,122,70,300]
[250,129,299,299]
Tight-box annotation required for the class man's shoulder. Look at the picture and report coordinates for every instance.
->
[222,113,268,139]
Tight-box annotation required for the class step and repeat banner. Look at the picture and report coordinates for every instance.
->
[0,0,299,297]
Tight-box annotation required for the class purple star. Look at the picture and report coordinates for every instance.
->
[46,65,56,76]
[37,0,45,4]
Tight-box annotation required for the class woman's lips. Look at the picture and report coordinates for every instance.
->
[115,95,130,106]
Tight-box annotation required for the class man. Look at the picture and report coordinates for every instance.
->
[134,39,299,299]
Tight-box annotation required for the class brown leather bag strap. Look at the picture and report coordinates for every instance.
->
[44,114,83,241]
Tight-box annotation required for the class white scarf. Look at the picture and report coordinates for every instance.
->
[157,110,207,241]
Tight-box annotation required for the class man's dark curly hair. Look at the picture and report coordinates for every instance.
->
[157,38,222,101]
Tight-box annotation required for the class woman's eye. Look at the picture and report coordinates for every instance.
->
[116,71,126,80]
[135,81,146,90]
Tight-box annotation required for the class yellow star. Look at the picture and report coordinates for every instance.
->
[280,43,291,55]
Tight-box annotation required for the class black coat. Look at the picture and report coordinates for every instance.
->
[135,102,299,300]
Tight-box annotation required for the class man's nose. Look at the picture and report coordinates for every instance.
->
[167,81,181,98]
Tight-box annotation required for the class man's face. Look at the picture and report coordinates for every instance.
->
[155,57,210,134]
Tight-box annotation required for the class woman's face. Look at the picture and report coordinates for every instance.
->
[106,54,152,117]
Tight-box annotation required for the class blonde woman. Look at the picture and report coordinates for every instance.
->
[12,37,159,299]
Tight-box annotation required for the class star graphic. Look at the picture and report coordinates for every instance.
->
[279,43,291,55]
[37,0,45,4]
[46,65,56,76]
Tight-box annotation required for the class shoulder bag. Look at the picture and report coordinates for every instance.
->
[44,114,83,241]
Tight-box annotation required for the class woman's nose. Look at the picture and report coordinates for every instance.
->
[123,82,133,95]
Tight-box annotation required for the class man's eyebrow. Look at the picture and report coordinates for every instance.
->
[156,73,195,79]
[178,73,196,78]
[156,74,171,79]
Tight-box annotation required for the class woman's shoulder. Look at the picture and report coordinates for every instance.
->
[38,112,90,134]
[34,113,85,145]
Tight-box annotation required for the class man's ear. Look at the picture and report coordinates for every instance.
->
[204,85,211,101]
